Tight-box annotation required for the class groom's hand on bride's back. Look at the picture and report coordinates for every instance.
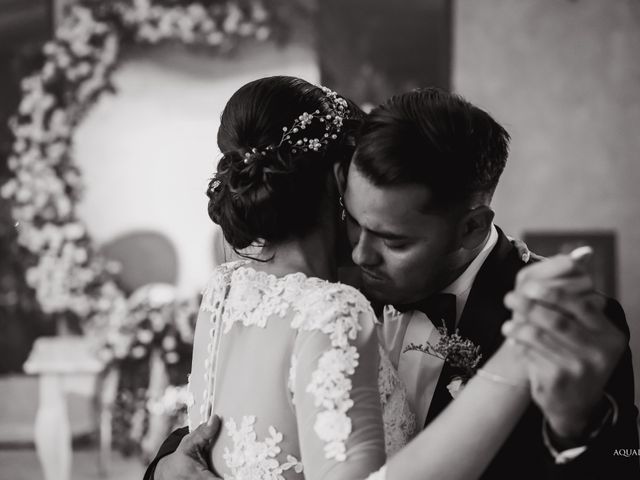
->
[155,418,222,480]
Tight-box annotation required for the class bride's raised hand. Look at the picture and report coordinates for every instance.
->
[501,248,626,441]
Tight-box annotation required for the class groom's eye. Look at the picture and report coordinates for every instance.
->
[384,240,409,251]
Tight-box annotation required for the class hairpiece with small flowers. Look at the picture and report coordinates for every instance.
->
[209,86,350,194]
[242,85,350,164]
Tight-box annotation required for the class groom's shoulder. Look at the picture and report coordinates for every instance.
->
[477,227,531,287]
[602,295,630,337]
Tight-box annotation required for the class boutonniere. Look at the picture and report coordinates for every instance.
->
[403,322,482,399]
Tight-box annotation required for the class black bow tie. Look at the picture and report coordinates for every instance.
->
[393,293,457,333]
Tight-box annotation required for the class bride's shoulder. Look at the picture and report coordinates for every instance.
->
[204,259,249,284]
[199,260,250,311]
[293,280,378,331]
[310,280,370,307]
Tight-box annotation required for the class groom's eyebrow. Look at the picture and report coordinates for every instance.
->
[342,203,410,240]
[371,229,410,240]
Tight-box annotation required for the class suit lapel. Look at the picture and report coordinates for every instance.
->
[424,227,526,427]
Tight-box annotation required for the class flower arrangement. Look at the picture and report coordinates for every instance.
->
[404,322,482,398]
[113,383,192,458]
[0,0,274,338]
[99,284,199,366]
[147,384,193,417]
[104,283,199,456]
[0,0,301,456]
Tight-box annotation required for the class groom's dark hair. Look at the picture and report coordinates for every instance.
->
[353,87,510,210]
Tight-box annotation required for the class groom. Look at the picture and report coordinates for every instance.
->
[144,88,639,479]
[338,88,639,478]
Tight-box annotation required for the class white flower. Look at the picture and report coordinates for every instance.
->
[74,247,88,264]
[76,61,91,77]
[41,62,57,81]
[43,42,57,55]
[318,346,359,376]
[165,351,179,364]
[98,348,114,363]
[200,18,216,32]
[7,155,19,169]
[0,179,17,199]
[49,110,70,138]
[207,32,224,45]
[56,53,71,69]
[255,26,270,41]
[137,329,154,344]
[162,335,177,351]
[446,376,466,399]
[149,312,166,332]
[187,4,207,21]
[16,187,32,203]
[25,267,39,287]
[324,441,347,462]
[222,3,242,33]
[238,23,254,37]
[147,284,177,307]
[70,40,92,57]
[252,3,269,23]
[314,410,351,443]
[131,345,147,358]
[308,138,322,151]
[101,35,119,64]
[64,223,84,240]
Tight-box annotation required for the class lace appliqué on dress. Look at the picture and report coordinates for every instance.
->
[364,466,387,480]
[223,415,303,480]
[191,264,384,469]
[222,268,309,333]
[292,285,374,462]
[378,346,416,457]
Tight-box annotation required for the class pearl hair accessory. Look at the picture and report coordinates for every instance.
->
[243,85,350,164]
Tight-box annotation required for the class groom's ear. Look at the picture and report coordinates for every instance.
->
[460,206,494,250]
[333,161,347,196]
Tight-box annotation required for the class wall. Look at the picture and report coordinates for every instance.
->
[75,42,318,296]
[453,0,640,401]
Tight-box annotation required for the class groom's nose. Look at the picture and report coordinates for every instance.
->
[351,231,380,267]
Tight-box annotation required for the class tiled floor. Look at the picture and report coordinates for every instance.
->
[0,448,145,480]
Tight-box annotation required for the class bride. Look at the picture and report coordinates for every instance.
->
[186,76,530,480]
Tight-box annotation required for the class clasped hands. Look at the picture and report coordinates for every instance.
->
[502,247,626,444]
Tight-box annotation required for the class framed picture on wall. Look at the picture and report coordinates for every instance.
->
[522,230,617,298]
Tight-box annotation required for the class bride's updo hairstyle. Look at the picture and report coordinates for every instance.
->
[207,76,362,252]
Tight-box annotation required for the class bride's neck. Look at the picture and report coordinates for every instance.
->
[252,227,337,282]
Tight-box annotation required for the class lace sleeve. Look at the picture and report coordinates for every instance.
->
[291,284,386,480]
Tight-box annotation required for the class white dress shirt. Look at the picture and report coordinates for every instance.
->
[378,225,499,427]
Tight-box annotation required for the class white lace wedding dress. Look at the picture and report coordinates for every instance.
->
[188,261,415,480]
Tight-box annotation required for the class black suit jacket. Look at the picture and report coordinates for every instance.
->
[423,227,639,479]
[144,227,639,479]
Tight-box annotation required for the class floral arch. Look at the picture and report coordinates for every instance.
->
[0,0,293,455]
[0,0,276,345]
